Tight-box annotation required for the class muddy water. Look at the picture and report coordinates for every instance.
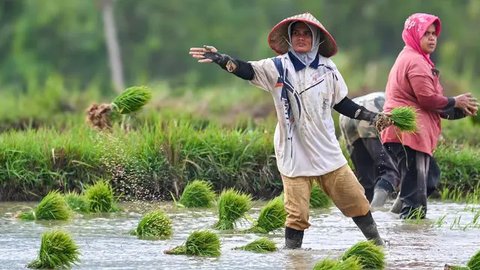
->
[1,200,479,270]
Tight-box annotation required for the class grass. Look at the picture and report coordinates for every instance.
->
[178,179,216,208]
[248,196,286,233]
[235,237,277,253]
[214,188,252,230]
[310,183,332,208]
[28,230,80,269]
[84,180,118,213]
[164,230,221,257]
[133,210,173,240]
[341,241,385,270]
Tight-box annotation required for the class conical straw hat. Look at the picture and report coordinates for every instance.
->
[268,13,337,57]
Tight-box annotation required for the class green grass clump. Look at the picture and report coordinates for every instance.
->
[214,188,252,230]
[390,106,418,132]
[313,257,362,270]
[341,240,385,270]
[164,230,221,257]
[134,210,173,240]
[235,237,277,253]
[18,191,71,221]
[64,191,89,213]
[310,184,332,208]
[249,196,286,233]
[111,86,152,114]
[28,230,80,269]
[468,249,480,270]
[84,180,118,213]
[178,180,216,208]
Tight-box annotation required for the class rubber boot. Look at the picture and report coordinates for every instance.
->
[370,188,389,211]
[390,194,402,214]
[284,227,304,249]
[352,211,385,246]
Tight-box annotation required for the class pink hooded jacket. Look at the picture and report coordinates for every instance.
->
[381,13,450,156]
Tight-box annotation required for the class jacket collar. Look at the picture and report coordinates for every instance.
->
[288,51,319,71]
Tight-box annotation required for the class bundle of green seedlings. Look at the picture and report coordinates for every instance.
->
[388,106,418,132]
[445,249,480,270]
[178,179,216,208]
[18,190,71,221]
[132,209,173,240]
[84,180,119,213]
[313,257,362,270]
[64,191,90,213]
[86,85,152,130]
[247,196,286,233]
[234,237,277,253]
[214,188,252,230]
[310,183,332,208]
[28,230,80,269]
[341,240,385,270]
[164,230,221,257]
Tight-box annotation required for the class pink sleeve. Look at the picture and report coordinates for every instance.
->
[408,63,448,110]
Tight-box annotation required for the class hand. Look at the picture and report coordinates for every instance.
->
[374,113,393,132]
[189,45,218,63]
[454,93,479,116]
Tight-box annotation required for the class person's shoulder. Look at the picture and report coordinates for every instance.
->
[318,55,338,70]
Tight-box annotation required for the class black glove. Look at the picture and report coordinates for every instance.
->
[203,52,238,72]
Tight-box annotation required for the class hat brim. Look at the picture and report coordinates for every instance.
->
[268,13,337,57]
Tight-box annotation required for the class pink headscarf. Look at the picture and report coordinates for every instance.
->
[402,13,442,67]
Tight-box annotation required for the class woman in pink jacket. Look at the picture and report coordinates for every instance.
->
[381,13,478,219]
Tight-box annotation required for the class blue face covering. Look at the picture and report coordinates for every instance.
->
[287,22,323,66]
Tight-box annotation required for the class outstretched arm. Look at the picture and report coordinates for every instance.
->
[189,46,255,80]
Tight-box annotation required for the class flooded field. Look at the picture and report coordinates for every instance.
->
[1,200,479,269]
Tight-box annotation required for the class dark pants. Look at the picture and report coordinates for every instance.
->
[350,138,399,202]
[384,143,436,219]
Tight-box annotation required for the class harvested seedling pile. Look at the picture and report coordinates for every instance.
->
[28,230,80,269]
[164,230,221,257]
[178,180,216,208]
[133,210,173,240]
[86,86,152,130]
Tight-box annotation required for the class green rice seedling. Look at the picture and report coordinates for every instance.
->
[310,184,332,208]
[111,86,152,114]
[214,188,252,230]
[134,210,173,240]
[444,264,471,270]
[390,106,418,132]
[64,191,89,213]
[164,230,221,257]
[178,180,216,208]
[249,196,286,233]
[313,257,362,270]
[18,191,71,221]
[84,180,118,213]
[468,249,480,270]
[235,237,277,253]
[27,230,80,269]
[341,240,385,270]
[313,258,339,270]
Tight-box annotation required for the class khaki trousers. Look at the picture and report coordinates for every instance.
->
[282,164,370,231]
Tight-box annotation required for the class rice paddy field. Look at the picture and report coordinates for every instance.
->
[1,200,479,269]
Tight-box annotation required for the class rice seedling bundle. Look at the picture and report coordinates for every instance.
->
[236,237,277,253]
[178,180,216,208]
[443,265,471,270]
[341,240,385,270]
[249,196,286,233]
[468,249,480,270]
[389,106,418,132]
[313,257,362,270]
[214,188,252,230]
[134,210,173,240]
[84,180,118,213]
[313,258,339,270]
[164,230,221,257]
[28,230,80,269]
[111,86,152,114]
[310,184,332,208]
[23,190,71,221]
[64,191,89,213]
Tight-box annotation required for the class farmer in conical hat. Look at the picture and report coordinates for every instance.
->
[380,13,478,219]
[189,12,389,248]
